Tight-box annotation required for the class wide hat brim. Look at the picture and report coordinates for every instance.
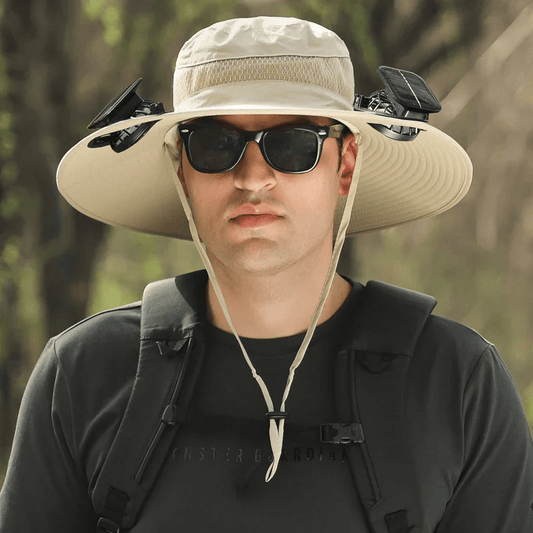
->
[57,103,472,240]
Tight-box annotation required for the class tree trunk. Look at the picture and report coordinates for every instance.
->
[0,0,108,469]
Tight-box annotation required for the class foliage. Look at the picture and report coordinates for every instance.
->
[88,230,203,314]
[84,0,124,47]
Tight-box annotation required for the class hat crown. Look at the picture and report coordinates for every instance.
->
[173,17,355,111]
[177,17,350,65]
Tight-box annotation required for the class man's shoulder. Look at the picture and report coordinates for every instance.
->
[54,301,142,349]
[48,302,143,381]
[423,312,492,359]
[413,312,495,387]
[49,268,208,371]
[353,278,493,369]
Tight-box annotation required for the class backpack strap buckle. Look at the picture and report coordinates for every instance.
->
[320,422,364,444]
[97,517,121,533]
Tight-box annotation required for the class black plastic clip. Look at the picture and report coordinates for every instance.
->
[320,422,364,444]
[97,517,121,533]
[161,404,178,425]
[385,510,412,533]
[156,341,180,358]
[265,411,288,421]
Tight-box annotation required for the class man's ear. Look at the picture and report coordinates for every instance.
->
[177,166,190,198]
[338,135,358,197]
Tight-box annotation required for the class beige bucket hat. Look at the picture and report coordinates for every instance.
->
[57,16,472,240]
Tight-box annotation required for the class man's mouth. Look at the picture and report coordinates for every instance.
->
[231,213,280,228]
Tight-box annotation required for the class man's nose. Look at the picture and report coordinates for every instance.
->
[232,141,277,192]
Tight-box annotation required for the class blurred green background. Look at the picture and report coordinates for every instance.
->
[1,0,533,484]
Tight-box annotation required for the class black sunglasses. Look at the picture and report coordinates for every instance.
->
[178,120,345,174]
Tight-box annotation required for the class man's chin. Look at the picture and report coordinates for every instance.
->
[210,240,294,277]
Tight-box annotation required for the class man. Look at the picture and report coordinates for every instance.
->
[1,16,532,533]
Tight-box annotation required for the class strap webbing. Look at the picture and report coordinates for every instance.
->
[92,273,206,531]
[337,280,436,533]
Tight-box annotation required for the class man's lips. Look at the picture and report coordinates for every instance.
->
[229,204,281,218]
[230,213,281,228]
[228,204,283,228]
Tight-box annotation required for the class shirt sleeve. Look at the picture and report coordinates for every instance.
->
[0,338,97,532]
[436,344,533,532]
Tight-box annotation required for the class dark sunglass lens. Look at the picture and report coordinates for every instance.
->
[188,126,242,172]
[264,129,318,172]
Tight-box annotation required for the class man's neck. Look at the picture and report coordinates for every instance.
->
[206,262,352,339]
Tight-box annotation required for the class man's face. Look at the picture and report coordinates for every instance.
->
[178,114,357,277]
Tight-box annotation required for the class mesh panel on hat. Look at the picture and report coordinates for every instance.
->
[174,55,354,107]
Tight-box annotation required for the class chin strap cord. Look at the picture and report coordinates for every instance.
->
[168,123,363,481]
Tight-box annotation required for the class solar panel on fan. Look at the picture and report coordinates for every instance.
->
[378,66,441,114]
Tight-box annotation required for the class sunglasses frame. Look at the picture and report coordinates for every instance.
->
[178,120,345,174]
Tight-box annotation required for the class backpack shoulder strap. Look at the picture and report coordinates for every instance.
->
[334,280,436,533]
[92,270,208,532]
